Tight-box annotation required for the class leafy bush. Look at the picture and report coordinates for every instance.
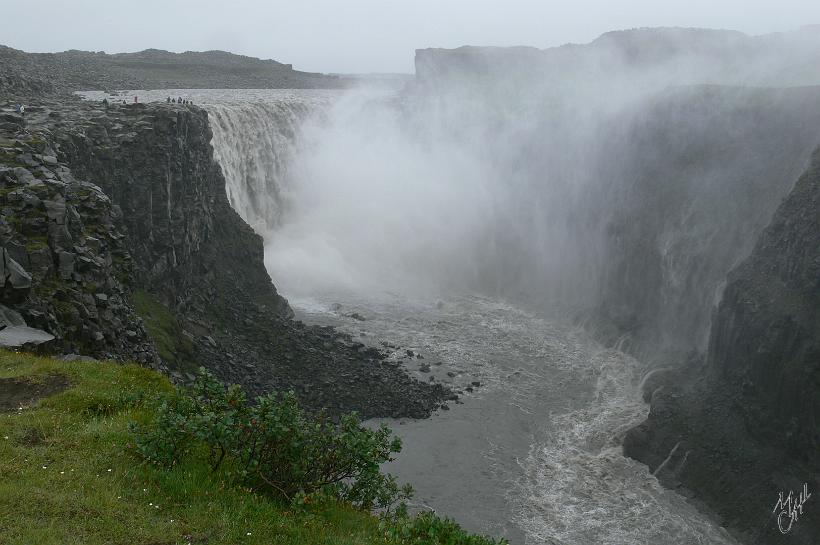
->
[130,368,411,510]
[381,510,509,545]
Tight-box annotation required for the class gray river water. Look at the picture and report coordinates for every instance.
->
[281,289,737,545]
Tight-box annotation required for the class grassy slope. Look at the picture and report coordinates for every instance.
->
[131,290,197,373]
[0,350,398,545]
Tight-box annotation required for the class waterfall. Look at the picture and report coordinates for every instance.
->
[201,86,820,361]
[205,93,333,233]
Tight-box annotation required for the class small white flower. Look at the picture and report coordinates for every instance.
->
[107,468,112,472]
[246,532,252,536]
[60,471,65,475]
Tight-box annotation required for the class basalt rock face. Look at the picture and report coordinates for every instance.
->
[624,149,820,544]
[53,102,293,321]
[709,149,820,459]
[0,110,159,363]
[0,96,451,419]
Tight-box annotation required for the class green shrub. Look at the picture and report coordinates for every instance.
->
[381,510,508,545]
[131,368,412,510]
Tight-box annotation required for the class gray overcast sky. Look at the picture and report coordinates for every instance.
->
[4,0,820,73]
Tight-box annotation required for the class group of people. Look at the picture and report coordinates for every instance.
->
[97,95,193,109]
[100,97,130,109]
[166,96,192,105]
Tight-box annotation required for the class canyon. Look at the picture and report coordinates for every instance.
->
[1,27,819,544]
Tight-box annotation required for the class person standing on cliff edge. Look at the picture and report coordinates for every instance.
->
[134,96,138,103]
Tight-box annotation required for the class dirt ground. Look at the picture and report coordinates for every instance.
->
[0,374,69,412]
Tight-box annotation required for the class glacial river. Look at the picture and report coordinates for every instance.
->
[279,289,737,545]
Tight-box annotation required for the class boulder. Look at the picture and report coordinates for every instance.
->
[58,354,97,363]
[12,167,35,185]
[0,325,54,348]
[1,248,32,299]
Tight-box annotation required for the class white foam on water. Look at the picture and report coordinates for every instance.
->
[288,289,738,545]
[511,348,739,545]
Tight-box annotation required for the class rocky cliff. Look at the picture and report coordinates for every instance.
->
[0,93,452,418]
[624,149,820,544]
[0,109,158,363]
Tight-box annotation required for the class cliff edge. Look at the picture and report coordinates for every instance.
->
[0,93,452,419]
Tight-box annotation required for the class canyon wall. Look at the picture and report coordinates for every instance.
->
[414,31,820,541]
[412,39,820,359]
[594,85,820,358]
[624,149,820,543]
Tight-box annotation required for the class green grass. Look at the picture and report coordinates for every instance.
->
[132,290,196,372]
[0,350,506,545]
[0,351,393,545]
